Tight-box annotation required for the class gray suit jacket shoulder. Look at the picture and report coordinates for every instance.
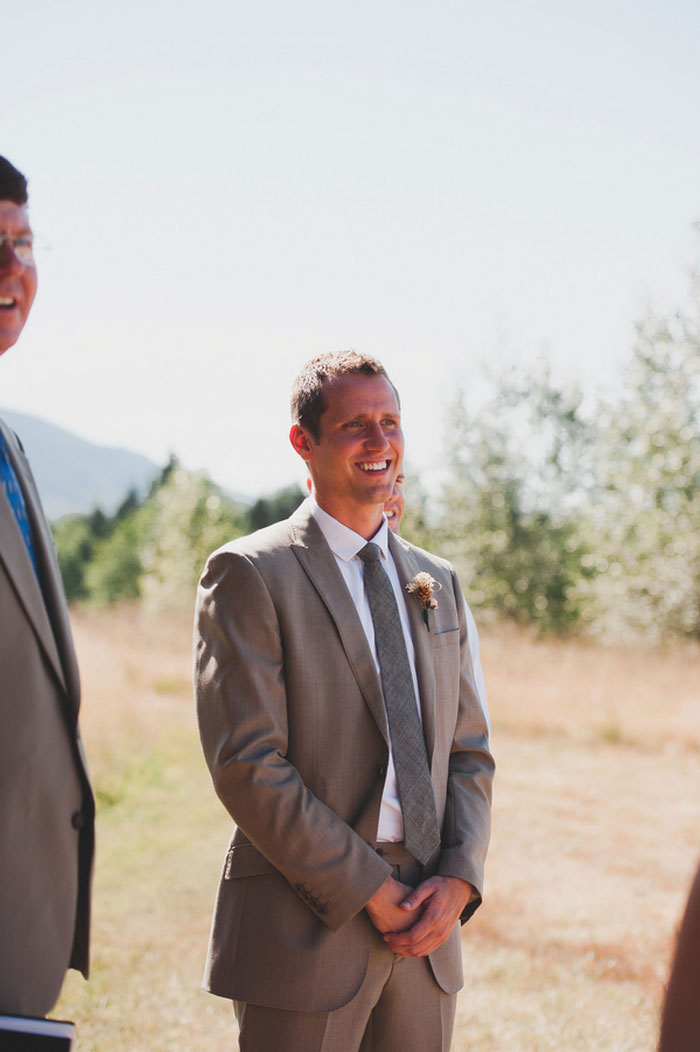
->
[0,419,94,1016]
[194,500,493,1012]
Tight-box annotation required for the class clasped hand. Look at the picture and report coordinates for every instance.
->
[365,874,473,958]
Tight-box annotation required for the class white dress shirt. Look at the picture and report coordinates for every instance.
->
[310,498,490,843]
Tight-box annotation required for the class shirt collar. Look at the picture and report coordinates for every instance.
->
[310,496,390,562]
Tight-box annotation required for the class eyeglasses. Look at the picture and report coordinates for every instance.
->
[0,232,37,266]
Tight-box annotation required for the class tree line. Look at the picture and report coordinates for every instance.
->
[54,269,699,643]
[53,459,304,609]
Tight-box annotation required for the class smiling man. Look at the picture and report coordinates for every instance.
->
[0,156,94,1017]
[194,350,493,1052]
[0,193,36,354]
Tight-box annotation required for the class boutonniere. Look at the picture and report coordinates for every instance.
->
[406,572,441,631]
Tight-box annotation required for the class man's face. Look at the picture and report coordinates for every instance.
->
[384,474,405,533]
[292,373,404,529]
[0,200,37,355]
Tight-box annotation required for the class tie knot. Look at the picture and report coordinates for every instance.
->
[357,542,381,564]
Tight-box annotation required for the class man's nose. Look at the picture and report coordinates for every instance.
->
[0,238,23,272]
[364,422,390,449]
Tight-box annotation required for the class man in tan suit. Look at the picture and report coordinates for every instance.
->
[195,351,493,1051]
[0,156,94,1016]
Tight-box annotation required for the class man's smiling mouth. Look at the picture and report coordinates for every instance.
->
[357,460,390,472]
[0,296,17,310]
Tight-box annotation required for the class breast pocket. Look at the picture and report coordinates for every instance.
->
[431,625,460,649]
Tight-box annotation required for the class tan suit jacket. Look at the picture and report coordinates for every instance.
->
[195,500,493,1013]
[0,418,94,1016]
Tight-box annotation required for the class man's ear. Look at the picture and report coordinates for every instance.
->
[289,423,313,462]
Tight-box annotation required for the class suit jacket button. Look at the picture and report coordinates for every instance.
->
[378,766,386,778]
[71,811,85,830]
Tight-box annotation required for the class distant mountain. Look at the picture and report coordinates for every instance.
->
[0,409,161,520]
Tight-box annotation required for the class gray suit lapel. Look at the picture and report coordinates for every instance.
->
[389,532,437,762]
[0,420,72,701]
[289,504,389,744]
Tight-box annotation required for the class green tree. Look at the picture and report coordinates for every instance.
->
[53,515,95,601]
[587,277,700,642]
[84,514,144,603]
[248,484,306,531]
[139,465,247,610]
[398,471,436,552]
[440,365,594,634]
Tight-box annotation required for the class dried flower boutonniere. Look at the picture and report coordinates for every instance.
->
[406,572,441,631]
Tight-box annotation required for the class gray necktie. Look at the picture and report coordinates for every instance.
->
[358,542,440,863]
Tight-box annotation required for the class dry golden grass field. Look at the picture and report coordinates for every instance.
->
[55,605,700,1051]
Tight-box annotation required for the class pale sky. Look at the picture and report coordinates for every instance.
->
[4,0,700,498]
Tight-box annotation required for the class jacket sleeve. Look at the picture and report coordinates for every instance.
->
[194,546,391,932]
[436,568,495,921]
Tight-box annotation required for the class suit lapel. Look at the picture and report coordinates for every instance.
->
[0,420,72,701]
[388,532,437,762]
[289,504,389,744]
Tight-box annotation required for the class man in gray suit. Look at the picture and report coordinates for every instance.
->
[0,156,94,1016]
[195,351,494,1051]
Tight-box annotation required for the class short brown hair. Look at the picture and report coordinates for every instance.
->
[291,351,398,441]
[0,157,28,205]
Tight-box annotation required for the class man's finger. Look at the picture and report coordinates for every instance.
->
[400,877,440,911]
